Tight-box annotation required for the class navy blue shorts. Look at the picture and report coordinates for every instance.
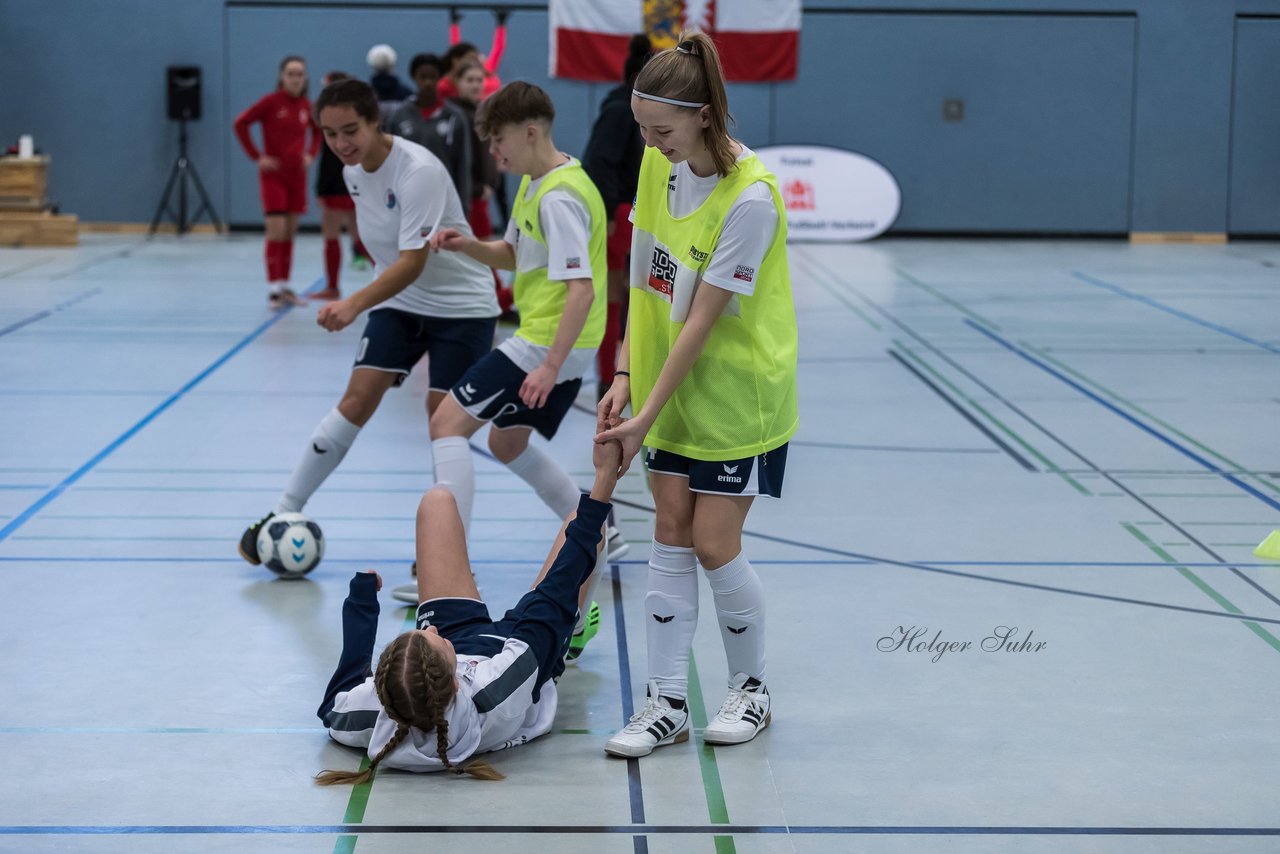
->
[354,308,496,392]
[645,443,788,498]
[450,350,582,440]
[416,596,569,682]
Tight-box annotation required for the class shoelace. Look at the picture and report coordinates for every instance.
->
[625,697,676,731]
[716,687,755,722]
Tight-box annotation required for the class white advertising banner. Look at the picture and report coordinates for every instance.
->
[755,145,901,242]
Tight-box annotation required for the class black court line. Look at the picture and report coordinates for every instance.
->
[791,440,998,455]
[610,563,648,854]
[4,824,1275,836]
[0,287,102,339]
[605,495,1280,628]
[798,251,1280,615]
[888,349,1035,471]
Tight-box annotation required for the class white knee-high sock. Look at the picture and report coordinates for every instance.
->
[504,443,581,520]
[645,540,699,702]
[705,551,766,683]
[431,436,475,539]
[276,409,360,513]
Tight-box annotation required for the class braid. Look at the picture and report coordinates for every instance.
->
[316,723,407,786]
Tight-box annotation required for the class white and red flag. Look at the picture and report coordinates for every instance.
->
[550,0,801,83]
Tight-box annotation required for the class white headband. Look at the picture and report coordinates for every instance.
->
[632,89,707,109]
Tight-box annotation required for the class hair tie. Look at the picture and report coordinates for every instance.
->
[676,41,696,55]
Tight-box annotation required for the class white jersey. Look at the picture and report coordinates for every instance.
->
[633,144,778,298]
[497,158,597,381]
[345,136,499,319]
[325,637,558,771]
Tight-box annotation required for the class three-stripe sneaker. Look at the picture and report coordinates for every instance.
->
[565,601,600,663]
[703,673,770,745]
[604,679,689,758]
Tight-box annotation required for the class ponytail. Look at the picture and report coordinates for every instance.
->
[633,30,736,177]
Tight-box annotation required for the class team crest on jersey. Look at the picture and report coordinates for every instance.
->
[420,226,433,238]
[385,190,397,209]
[566,256,581,270]
[648,247,677,299]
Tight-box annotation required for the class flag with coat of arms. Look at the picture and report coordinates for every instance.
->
[549,0,801,82]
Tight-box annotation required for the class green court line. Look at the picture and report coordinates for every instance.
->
[797,254,881,331]
[333,603,421,853]
[1023,342,1280,499]
[894,342,1090,495]
[686,654,736,854]
[894,266,1001,329]
[1122,524,1280,654]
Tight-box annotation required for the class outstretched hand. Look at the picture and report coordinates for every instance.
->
[430,228,469,253]
[594,415,648,478]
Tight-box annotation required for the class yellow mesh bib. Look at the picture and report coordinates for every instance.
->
[628,147,799,460]
[509,160,608,349]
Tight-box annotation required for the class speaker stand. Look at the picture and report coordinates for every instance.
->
[149,119,222,236]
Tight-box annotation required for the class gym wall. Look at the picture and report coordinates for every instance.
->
[2,0,1278,235]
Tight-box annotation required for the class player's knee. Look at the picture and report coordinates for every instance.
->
[337,390,378,426]
[487,428,527,464]
[418,486,458,519]
[428,396,469,438]
[654,517,693,548]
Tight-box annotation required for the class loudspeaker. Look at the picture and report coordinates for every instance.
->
[167,66,202,121]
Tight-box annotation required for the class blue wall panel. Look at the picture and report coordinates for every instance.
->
[773,12,1135,232]
[1228,17,1280,234]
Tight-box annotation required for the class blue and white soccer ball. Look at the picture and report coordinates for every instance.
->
[256,512,325,578]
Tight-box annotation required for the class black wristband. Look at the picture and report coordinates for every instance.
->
[615,371,630,378]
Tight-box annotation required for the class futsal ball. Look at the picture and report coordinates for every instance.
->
[257,513,324,579]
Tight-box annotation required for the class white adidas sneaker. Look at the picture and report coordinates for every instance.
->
[604,679,689,758]
[702,673,770,745]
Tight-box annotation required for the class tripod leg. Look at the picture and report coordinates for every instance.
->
[149,159,183,235]
[184,160,224,231]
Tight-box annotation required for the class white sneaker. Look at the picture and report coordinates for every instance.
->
[606,525,629,561]
[604,679,689,758]
[391,583,418,605]
[702,673,770,745]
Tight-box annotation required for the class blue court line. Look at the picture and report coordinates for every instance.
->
[966,320,1280,513]
[1072,272,1280,355]
[610,562,648,837]
[0,556,1271,569]
[0,287,102,339]
[0,485,48,489]
[1,824,1276,836]
[790,440,998,454]
[0,279,323,544]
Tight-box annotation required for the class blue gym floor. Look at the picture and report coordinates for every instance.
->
[0,234,1277,853]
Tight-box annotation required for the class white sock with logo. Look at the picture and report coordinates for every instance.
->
[645,540,699,702]
[705,551,766,683]
[276,409,360,514]
[504,443,581,520]
[431,436,475,539]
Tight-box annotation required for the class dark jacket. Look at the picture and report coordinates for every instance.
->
[581,84,644,221]
[387,100,473,204]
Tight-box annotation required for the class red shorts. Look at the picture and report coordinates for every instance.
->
[468,196,493,239]
[319,194,355,211]
[260,168,307,215]
[607,203,633,271]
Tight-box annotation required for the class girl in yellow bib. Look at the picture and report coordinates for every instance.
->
[596,31,798,758]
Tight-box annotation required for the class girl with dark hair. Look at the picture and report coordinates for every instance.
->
[388,53,472,204]
[596,31,799,758]
[582,34,653,398]
[315,439,623,783]
[313,70,372,300]
[237,79,498,571]
[233,55,321,307]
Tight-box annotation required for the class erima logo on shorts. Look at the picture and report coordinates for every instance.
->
[718,463,743,484]
[648,247,676,298]
[385,190,397,209]
[688,245,709,263]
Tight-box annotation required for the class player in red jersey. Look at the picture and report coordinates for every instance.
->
[234,55,322,307]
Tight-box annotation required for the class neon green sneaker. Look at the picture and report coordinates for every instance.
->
[565,601,601,663]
